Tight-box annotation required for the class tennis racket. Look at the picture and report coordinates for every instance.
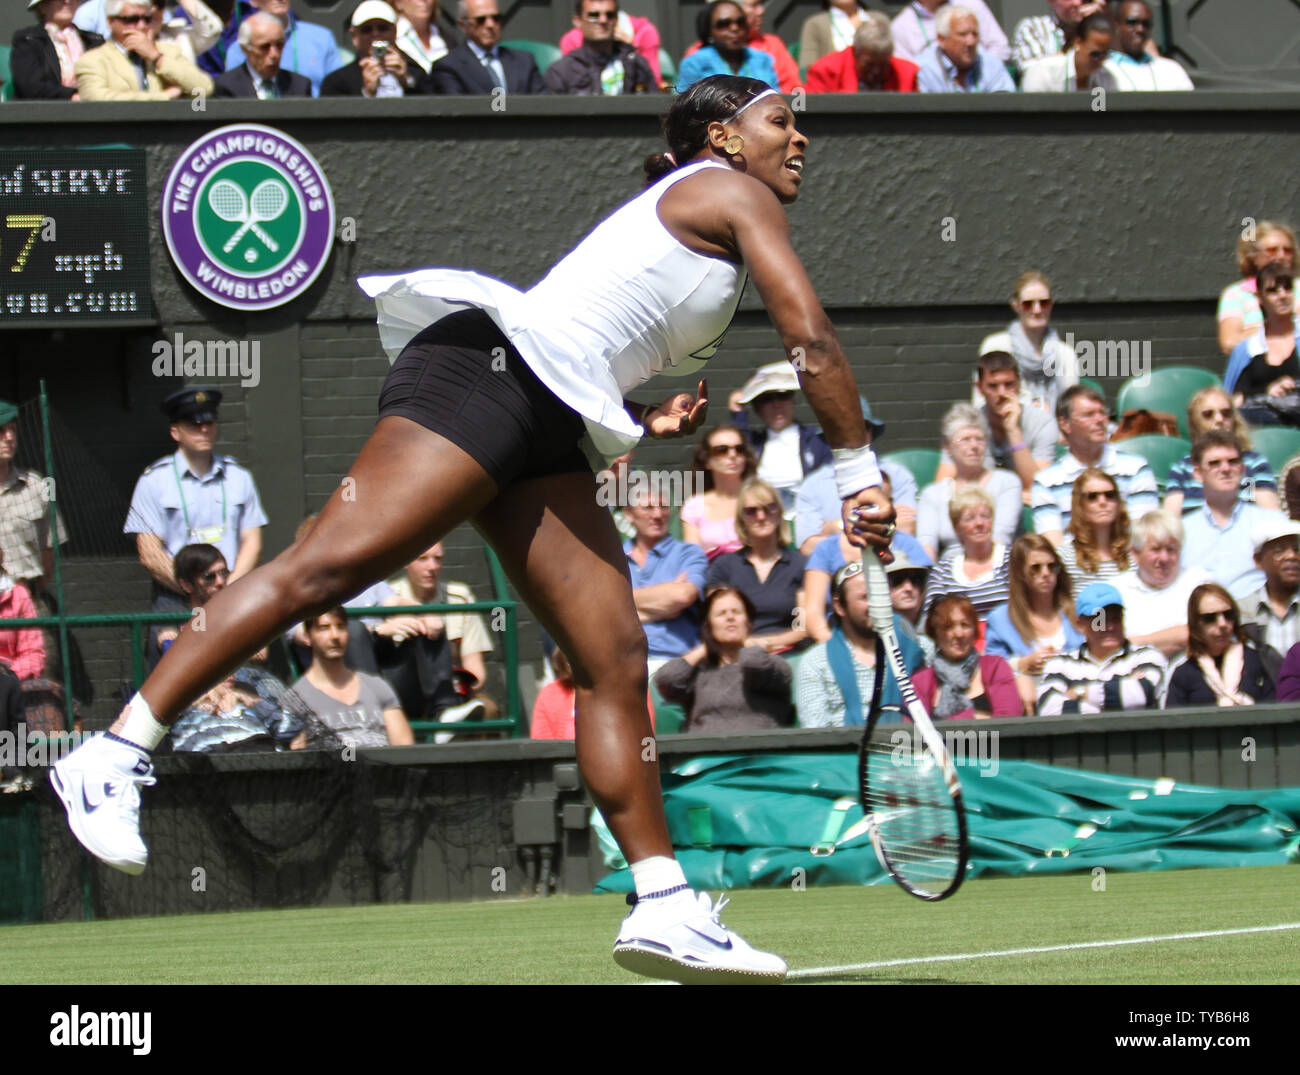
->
[857,541,969,901]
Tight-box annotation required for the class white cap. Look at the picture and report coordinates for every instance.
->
[737,362,800,405]
[350,0,397,27]
[1252,516,1300,555]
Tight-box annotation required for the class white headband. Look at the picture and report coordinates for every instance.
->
[728,89,781,121]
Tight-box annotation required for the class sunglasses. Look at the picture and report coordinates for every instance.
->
[584,9,618,19]
[1124,18,1152,28]
[1020,297,1053,309]
[111,13,152,24]
[1203,456,1243,470]
[200,568,230,584]
[1197,609,1236,626]
[1027,562,1061,575]
[889,572,927,588]
[1263,281,1295,294]
[467,13,501,24]
[742,503,780,519]
[710,443,746,457]
[712,17,745,29]
[1199,407,1232,420]
[1084,489,1119,503]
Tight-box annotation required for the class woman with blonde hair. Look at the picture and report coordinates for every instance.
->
[1217,219,1299,355]
[1059,469,1130,593]
[985,534,1083,713]
[705,477,808,653]
[921,485,1010,628]
[1163,386,1280,516]
[976,270,1079,415]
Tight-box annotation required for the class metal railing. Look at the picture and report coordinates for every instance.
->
[4,382,525,740]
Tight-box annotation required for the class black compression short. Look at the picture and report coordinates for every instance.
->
[377,308,592,488]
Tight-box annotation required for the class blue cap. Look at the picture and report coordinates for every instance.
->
[1076,582,1124,618]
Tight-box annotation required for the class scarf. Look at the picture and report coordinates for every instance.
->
[1007,320,1065,409]
[932,649,979,718]
[1196,644,1254,707]
[47,23,84,88]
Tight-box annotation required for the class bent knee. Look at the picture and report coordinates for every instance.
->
[275,549,371,618]
[569,625,648,692]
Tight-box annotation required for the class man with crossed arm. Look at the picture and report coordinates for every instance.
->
[625,485,707,676]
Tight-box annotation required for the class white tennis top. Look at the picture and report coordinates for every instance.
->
[358,159,749,467]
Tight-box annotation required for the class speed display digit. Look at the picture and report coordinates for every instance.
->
[0,147,154,325]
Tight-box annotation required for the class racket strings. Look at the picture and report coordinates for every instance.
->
[862,739,963,892]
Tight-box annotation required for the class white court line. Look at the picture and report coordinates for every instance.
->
[789,922,1300,978]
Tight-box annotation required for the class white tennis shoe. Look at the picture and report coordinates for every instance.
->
[50,735,155,876]
[613,889,787,984]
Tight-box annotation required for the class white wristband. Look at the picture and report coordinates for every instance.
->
[832,444,883,499]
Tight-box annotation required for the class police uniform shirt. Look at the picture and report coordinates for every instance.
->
[124,450,268,567]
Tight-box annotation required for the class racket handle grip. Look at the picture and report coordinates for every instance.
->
[863,548,894,634]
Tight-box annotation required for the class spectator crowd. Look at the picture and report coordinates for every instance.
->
[5,0,1200,100]
[1,3,1292,756]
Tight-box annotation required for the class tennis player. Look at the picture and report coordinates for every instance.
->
[52,75,896,984]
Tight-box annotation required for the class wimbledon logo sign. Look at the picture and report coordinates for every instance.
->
[162,124,334,311]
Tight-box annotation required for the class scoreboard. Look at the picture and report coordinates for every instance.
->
[0,147,154,326]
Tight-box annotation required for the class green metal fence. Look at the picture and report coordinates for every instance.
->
[4,381,526,740]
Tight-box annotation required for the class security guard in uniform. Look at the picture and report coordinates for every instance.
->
[124,388,268,606]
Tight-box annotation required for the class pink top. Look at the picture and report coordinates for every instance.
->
[911,656,1023,720]
[0,583,45,680]
[559,14,662,82]
[531,679,576,739]
[681,494,742,558]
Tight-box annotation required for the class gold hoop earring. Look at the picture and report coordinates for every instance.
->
[724,134,745,155]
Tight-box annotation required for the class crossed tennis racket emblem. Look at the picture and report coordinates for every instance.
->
[207,177,290,257]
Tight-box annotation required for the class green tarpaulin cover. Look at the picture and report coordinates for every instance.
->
[594,755,1300,893]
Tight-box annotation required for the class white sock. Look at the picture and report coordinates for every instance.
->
[629,856,689,899]
[115,693,169,752]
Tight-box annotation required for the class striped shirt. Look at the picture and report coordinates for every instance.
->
[1010,14,1064,70]
[1165,450,1276,515]
[1238,583,1300,659]
[1030,446,1159,535]
[1058,535,1126,596]
[1037,642,1167,715]
[922,542,1011,621]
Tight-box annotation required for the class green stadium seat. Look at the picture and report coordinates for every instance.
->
[0,45,10,92]
[1246,427,1300,476]
[788,40,799,63]
[649,678,685,735]
[0,81,13,103]
[882,449,940,490]
[1115,367,1221,438]
[1116,434,1191,492]
[502,39,563,74]
[657,47,676,84]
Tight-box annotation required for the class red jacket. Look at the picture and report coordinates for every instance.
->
[0,582,44,680]
[804,48,918,93]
